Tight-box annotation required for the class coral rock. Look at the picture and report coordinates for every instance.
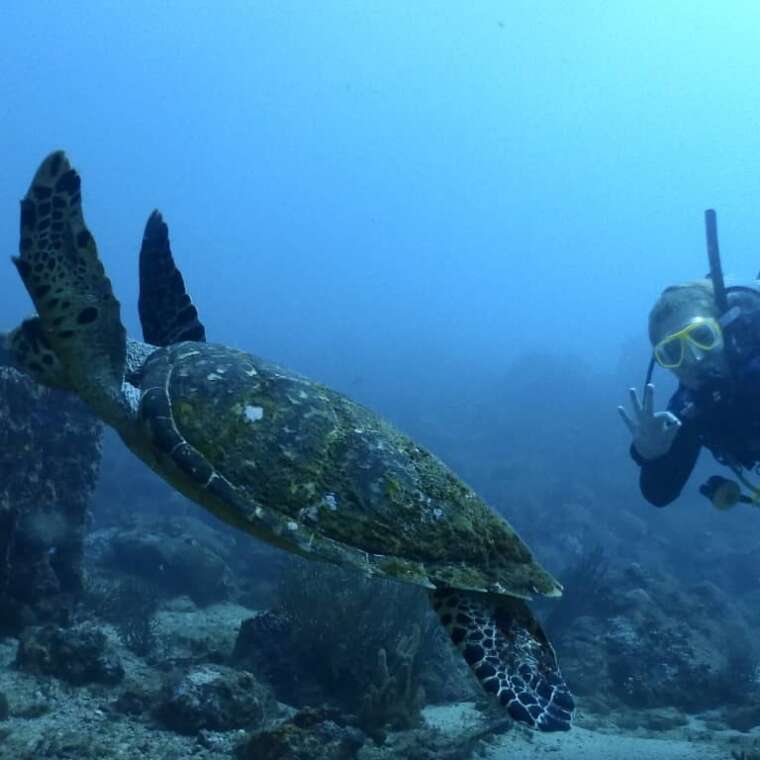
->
[157,664,271,734]
[15,622,124,685]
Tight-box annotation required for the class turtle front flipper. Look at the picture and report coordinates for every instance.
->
[138,210,206,347]
[12,152,128,421]
[432,588,574,732]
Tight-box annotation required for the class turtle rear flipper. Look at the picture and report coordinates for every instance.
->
[139,210,206,347]
[13,152,128,421]
[432,588,574,731]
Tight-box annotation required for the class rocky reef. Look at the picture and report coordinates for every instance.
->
[0,367,101,634]
[4,352,760,759]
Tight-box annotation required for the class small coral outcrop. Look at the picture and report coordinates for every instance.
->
[238,707,365,760]
[156,664,272,734]
[15,622,124,685]
[358,624,426,740]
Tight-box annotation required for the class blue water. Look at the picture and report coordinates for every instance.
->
[3,3,760,758]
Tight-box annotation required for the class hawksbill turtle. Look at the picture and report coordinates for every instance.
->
[5,151,574,731]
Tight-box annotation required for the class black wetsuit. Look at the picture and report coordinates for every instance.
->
[632,305,760,506]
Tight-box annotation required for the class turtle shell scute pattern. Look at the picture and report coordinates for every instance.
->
[138,349,218,488]
[136,341,560,599]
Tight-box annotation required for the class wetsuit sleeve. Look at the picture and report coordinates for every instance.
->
[630,419,701,507]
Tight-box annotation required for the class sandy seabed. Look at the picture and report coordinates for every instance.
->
[426,703,755,760]
[1,612,757,760]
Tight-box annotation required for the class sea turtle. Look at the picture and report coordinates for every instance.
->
[5,151,574,731]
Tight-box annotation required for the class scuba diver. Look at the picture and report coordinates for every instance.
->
[619,210,760,509]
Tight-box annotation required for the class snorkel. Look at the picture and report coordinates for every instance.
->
[705,209,729,314]
[644,209,729,387]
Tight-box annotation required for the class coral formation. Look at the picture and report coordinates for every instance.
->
[82,575,161,656]
[358,624,426,740]
[259,558,436,727]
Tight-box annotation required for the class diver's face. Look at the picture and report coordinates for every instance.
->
[673,341,727,389]
[653,311,728,390]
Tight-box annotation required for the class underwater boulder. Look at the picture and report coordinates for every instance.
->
[237,706,365,760]
[723,703,760,732]
[232,611,308,705]
[103,517,232,605]
[156,664,272,734]
[15,622,124,685]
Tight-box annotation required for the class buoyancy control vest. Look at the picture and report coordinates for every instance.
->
[672,283,760,469]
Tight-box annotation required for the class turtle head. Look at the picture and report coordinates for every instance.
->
[4,317,74,391]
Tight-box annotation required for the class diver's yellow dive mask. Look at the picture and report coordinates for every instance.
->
[653,316,723,369]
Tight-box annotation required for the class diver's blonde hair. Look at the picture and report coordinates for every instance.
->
[648,280,718,344]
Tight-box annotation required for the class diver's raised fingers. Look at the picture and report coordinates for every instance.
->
[628,387,643,420]
[617,405,636,435]
[643,383,655,416]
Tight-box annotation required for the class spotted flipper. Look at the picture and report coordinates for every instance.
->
[432,588,574,732]
[6,317,73,390]
[138,210,206,347]
[12,152,127,416]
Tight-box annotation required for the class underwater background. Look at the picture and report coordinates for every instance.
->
[2,2,760,758]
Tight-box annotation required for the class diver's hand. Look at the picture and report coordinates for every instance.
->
[617,384,681,461]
